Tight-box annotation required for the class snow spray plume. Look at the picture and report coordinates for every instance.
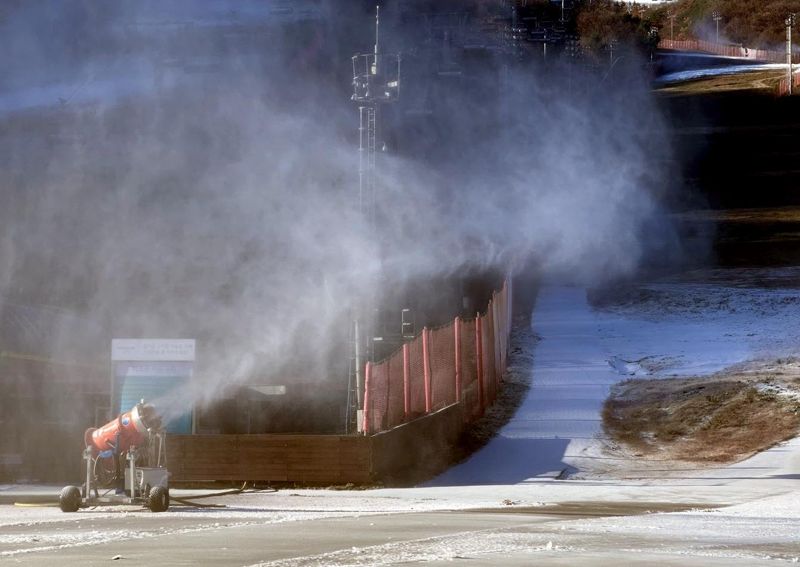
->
[0,1,679,421]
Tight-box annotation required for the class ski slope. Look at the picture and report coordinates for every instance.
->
[431,281,800,487]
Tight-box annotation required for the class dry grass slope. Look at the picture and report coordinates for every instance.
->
[656,70,787,95]
[604,375,800,463]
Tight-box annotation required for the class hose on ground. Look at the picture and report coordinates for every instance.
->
[172,481,277,500]
[169,497,227,508]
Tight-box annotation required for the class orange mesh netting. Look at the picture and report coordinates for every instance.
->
[362,279,512,433]
[429,325,456,411]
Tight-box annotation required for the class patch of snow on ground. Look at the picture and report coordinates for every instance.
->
[430,275,800,485]
[656,63,791,84]
[247,530,572,567]
[597,282,800,377]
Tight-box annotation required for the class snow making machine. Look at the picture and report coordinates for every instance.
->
[59,401,170,512]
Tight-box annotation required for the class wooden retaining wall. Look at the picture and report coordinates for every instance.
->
[371,403,464,485]
[168,403,465,485]
[167,434,373,484]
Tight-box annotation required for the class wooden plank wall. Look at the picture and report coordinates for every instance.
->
[168,434,372,484]
[371,403,464,486]
[168,403,466,486]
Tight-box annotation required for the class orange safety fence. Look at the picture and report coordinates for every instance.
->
[384,348,405,429]
[659,39,800,64]
[459,318,481,422]
[408,337,426,417]
[362,278,513,434]
[659,39,800,97]
[481,307,497,407]
[777,72,800,97]
[429,325,457,411]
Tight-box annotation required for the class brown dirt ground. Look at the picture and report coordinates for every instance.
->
[603,362,800,463]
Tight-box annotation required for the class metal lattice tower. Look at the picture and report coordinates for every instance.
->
[357,107,377,222]
[351,5,400,225]
[347,5,401,434]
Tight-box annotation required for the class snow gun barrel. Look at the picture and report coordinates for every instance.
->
[85,402,163,455]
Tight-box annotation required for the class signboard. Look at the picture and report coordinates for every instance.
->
[112,339,195,362]
[111,339,195,434]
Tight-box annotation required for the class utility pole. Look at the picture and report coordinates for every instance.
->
[609,38,617,69]
[649,27,658,63]
[668,10,676,42]
[788,14,796,96]
[712,11,722,44]
[566,36,579,93]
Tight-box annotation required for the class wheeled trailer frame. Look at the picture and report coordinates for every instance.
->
[60,429,170,513]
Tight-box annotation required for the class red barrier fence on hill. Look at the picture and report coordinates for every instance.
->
[777,72,800,97]
[659,39,800,64]
[362,278,512,434]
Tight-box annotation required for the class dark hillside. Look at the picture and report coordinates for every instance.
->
[649,0,800,48]
[661,92,800,210]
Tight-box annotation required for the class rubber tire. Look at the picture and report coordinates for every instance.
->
[148,486,169,512]
[59,485,81,513]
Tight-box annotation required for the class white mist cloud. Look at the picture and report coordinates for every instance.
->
[0,1,680,415]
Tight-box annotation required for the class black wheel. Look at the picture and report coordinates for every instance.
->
[59,485,81,513]
[148,486,169,512]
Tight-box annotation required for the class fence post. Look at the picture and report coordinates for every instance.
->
[454,317,462,403]
[489,294,496,386]
[422,327,432,413]
[402,343,410,420]
[475,314,484,414]
[507,278,512,342]
[506,285,509,362]
[362,361,372,435]
[505,278,512,373]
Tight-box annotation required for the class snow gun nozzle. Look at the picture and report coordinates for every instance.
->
[136,401,163,432]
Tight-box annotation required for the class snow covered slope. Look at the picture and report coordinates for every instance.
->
[430,279,800,485]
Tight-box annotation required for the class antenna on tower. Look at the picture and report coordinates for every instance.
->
[351,5,400,219]
[374,5,380,56]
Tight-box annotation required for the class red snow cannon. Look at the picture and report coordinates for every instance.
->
[85,402,162,455]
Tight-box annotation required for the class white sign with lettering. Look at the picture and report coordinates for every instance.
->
[111,339,196,362]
